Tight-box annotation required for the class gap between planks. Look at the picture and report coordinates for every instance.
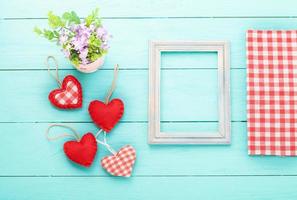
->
[0,174,297,178]
[0,68,246,71]
[0,120,247,124]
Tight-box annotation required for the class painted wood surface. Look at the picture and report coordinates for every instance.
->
[1,0,297,199]
[0,69,246,122]
[2,0,297,18]
[3,18,297,70]
[2,122,297,176]
[1,176,297,200]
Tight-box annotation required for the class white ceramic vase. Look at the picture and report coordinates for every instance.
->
[75,56,105,73]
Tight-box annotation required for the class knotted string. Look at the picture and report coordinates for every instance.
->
[46,124,80,141]
[95,130,117,155]
[94,64,120,155]
[95,129,103,138]
[45,64,120,154]
[105,64,119,104]
[45,56,62,87]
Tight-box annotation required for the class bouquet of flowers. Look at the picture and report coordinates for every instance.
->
[34,8,110,72]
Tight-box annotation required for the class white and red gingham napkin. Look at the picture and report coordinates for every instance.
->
[247,30,297,156]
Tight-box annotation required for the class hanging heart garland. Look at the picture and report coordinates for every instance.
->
[48,75,83,109]
[63,133,97,167]
[46,124,97,167]
[89,64,137,177]
[89,99,124,132]
[101,145,136,177]
[46,56,83,109]
[88,64,124,132]
[94,130,137,177]
[45,64,136,177]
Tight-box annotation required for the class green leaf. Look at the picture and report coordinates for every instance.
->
[48,11,65,28]
[86,33,105,62]
[62,12,71,20]
[62,11,80,25]
[89,34,101,48]
[33,26,43,35]
[89,53,101,62]
[43,29,55,40]
[70,50,80,66]
[85,8,101,27]
[71,11,81,24]
[53,30,60,37]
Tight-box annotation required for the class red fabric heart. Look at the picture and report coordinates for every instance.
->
[48,75,83,109]
[88,99,124,132]
[63,133,97,167]
[101,145,136,177]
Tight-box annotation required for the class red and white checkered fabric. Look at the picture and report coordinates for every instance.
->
[247,30,297,156]
[101,145,136,177]
[55,81,79,105]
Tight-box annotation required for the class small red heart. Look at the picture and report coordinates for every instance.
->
[48,75,83,109]
[63,133,97,167]
[88,99,124,132]
[101,145,136,177]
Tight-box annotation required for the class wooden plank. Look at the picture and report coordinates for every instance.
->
[2,18,297,69]
[1,176,297,200]
[2,0,297,18]
[2,122,297,176]
[0,69,245,122]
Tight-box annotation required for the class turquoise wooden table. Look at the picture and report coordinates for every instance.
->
[2,1,297,199]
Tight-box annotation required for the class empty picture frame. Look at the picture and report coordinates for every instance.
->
[148,41,230,144]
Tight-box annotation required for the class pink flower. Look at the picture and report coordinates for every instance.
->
[101,43,110,50]
[59,29,69,45]
[96,26,107,38]
[79,48,89,64]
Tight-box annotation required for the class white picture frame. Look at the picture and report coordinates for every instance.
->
[148,41,230,144]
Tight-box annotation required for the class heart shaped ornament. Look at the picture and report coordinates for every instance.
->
[64,133,97,167]
[101,145,136,177]
[49,75,83,109]
[88,99,124,132]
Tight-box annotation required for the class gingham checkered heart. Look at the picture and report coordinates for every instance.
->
[48,75,83,109]
[101,145,136,177]
[247,30,297,156]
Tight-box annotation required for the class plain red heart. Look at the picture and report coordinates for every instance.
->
[101,145,136,177]
[48,75,83,109]
[63,133,97,167]
[88,99,124,132]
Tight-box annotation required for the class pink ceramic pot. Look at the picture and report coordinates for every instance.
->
[76,56,105,73]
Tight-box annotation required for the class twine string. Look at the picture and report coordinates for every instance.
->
[105,64,119,104]
[103,132,108,145]
[45,56,62,87]
[46,124,80,141]
[95,129,103,138]
[45,64,120,152]
[95,129,117,155]
[99,64,120,154]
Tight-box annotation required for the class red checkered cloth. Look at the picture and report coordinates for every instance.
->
[247,30,297,156]
[55,81,79,105]
[101,145,136,177]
